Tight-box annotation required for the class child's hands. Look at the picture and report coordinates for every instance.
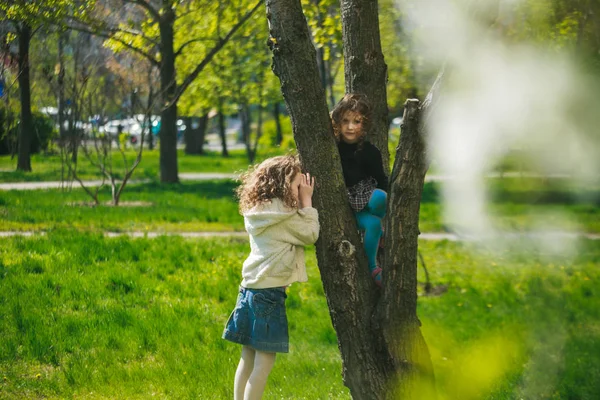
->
[298,173,315,208]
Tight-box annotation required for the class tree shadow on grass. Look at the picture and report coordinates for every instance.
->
[126,180,239,200]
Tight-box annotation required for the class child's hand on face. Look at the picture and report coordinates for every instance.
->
[298,173,315,208]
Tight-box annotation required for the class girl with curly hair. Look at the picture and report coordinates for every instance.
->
[332,93,388,287]
[223,154,319,399]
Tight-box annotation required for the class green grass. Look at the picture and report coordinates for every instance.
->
[0,148,284,183]
[0,234,598,399]
[419,177,600,233]
[0,180,244,232]
[1,177,598,234]
[0,233,345,399]
[418,239,600,399]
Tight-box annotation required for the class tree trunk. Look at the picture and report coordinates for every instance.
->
[314,0,328,91]
[184,114,208,155]
[240,103,255,162]
[340,0,390,171]
[265,0,435,398]
[183,116,193,153]
[58,31,67,140]
[273,102,283,146]
[217,100,229,157]
[17,23,32,172]
[158,7,179,183]
[382,99,436,398]
[326,54,337,108]
[266,1,391,397]
[147,80,155,151]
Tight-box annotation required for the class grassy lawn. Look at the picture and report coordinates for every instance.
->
[0,234,598,399]
[1,177,598,234]
[0,148,283,183]
[0,180,244,233]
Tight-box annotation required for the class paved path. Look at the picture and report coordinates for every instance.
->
[0,171,575,191]
[1,231,598,240]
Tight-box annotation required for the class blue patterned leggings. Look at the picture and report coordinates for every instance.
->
[355,189,387,271]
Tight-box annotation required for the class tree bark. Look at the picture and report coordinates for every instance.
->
[17,22,32,172]
[340,0,390,171]
[265,0,436,398]
[158,6,179,183]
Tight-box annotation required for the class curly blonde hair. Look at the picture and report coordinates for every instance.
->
[331,93,372,144]
[236,154,302,213]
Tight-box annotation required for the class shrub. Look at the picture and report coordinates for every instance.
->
[0,110,56,155]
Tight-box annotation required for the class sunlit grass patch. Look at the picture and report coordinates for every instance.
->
[0,148,281,183]
[0,233,347,399]
[0,234,598,398]
[418,239,600,399]
[0,180,244,233]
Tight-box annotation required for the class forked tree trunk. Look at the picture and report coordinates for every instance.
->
[264,0,435,398]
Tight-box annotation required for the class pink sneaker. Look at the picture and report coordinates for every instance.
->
[371,267,383,287]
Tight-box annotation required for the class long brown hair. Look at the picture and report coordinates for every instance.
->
[331,93,372,144]
[236,154,301,213]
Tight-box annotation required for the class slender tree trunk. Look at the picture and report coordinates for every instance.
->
[183,116,193,153]
[326,54,336,108]
[240,103,255,162]
[218,99,229,157]
[340,0,390,171]
[158,7,179,183]
[17,23,32,172]
[70,37,80,165]
[273,102,283,146]
[58,31,67,141]
[147,78,155,151]
[185,114,208,155]
[265,0,435,398]
[314,0,328,91]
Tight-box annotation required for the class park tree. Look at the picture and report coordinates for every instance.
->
[0,1,95,172]
[264,0,441,397]
[0,3,40,172]
[79,0,262,183]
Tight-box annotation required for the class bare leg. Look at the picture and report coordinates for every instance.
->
[234,346,255,400]
[244,350,276,400]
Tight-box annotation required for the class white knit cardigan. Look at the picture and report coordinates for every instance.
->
[240,198,320,289]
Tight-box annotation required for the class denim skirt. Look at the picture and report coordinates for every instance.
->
[222,286,289,353]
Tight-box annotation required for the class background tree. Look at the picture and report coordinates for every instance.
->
[45,0,262,182]
[0,3,39,172]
